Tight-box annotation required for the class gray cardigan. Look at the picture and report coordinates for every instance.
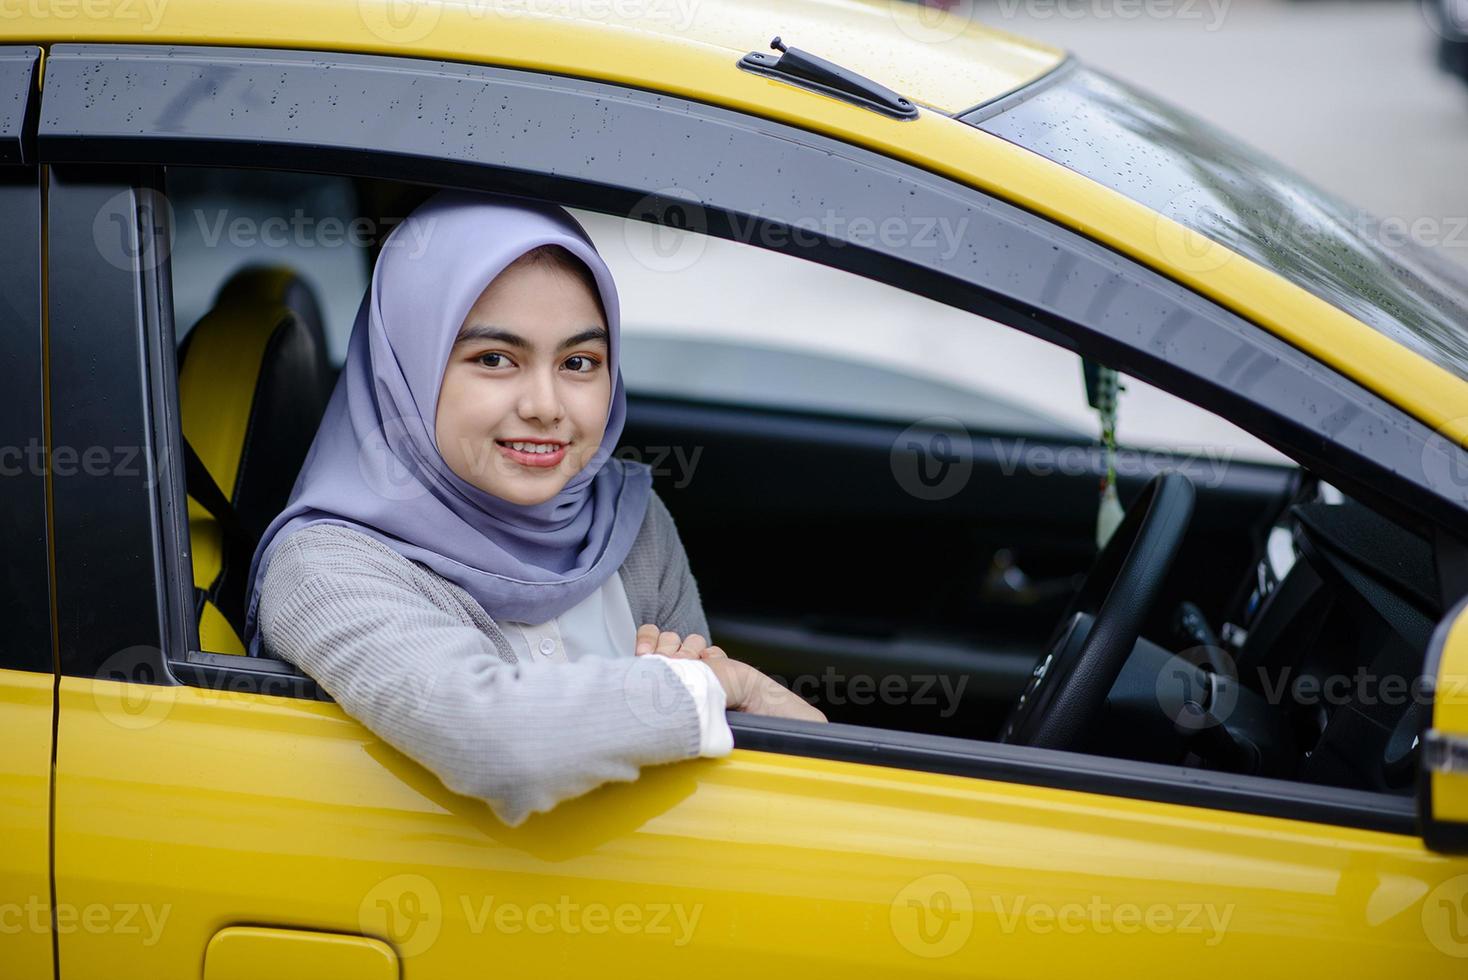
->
[255,491,714,827]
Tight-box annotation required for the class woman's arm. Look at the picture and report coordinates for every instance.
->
[258,525,707,828]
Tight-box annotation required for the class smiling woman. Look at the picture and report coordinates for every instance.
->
[242,189,823,826]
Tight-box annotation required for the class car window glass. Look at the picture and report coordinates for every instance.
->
[577,208,1287,464]
[166,167,369,364]
[972,65,1468,379]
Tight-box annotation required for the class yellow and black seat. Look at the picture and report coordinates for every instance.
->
[178,266,332,654]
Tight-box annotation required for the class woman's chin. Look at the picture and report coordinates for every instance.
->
[478,470,576,506]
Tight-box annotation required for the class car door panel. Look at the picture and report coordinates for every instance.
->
[51,677,1468,978]
[1,669,55,978]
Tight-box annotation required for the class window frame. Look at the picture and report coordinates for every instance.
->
[0,46,49,675]
[37,41,1463,836]
[45,164,195,681]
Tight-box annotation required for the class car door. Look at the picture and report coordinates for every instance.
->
[37,40,1468,979]
[0,44,55,980]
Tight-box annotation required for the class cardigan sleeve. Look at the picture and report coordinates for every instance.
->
[257,525,705,827]
[634,492,733,754]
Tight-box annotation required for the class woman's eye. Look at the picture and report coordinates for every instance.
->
[477,352,512,369]
[564,355,601,374]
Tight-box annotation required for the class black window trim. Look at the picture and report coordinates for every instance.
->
[38,41,1459,838]
[0,164,49,675]
[45,164,195,683]
[1,45,49,675]
[0,45,40,165]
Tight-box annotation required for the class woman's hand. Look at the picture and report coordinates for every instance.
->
[634,624,725,661]
[635,624,826,724]
[705,658,827,723]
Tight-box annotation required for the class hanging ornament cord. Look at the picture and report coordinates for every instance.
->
[1086,363,1125,549]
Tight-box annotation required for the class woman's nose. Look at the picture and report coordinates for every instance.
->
[517,368,564,425]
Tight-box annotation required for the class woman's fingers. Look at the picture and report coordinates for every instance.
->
[635,625,723,661]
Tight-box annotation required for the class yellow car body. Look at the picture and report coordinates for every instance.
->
[4,1,1468,977]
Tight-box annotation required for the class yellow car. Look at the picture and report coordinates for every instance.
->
[4,1,1468,977]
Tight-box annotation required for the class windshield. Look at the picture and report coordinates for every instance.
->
[967,64,1468,380]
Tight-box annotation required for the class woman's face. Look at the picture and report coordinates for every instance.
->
[435,256,611,506]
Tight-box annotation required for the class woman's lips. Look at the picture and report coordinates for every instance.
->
[495,439,568,469]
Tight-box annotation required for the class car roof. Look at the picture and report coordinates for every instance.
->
[462,0,1068,116]
[6,0,1065,114]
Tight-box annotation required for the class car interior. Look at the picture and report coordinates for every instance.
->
[166,166,1452,808]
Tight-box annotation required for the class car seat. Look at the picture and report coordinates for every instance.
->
[177,266,333,654]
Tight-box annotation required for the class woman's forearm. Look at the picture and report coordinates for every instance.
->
[258,534,706,827]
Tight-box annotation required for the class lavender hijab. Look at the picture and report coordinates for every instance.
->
[241,189,653,656]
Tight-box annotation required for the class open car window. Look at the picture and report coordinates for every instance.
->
[151,162,1439,818]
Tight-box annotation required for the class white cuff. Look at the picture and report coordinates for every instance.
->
[650,657,734,757]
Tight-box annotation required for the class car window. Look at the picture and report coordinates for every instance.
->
[576,207,1288,464]
[166,167,370,365]
[0,167,50,674]
[970,64,1468,379]
[157,165,1295,672]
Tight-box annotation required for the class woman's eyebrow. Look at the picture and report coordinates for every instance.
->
[455,324,608,351]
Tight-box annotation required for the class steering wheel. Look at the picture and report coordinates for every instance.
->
[999,472,1196,750]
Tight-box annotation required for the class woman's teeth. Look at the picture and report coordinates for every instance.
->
[502,441,561,454]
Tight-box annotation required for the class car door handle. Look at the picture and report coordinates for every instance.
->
[204,926,399,980]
